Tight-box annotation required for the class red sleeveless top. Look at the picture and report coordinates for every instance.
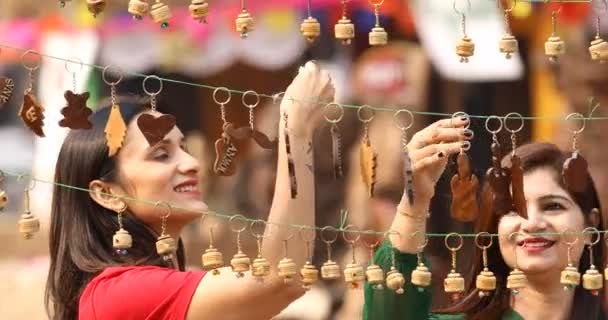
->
[79,266,206,320]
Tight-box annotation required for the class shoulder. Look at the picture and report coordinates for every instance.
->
[79,266,206,320]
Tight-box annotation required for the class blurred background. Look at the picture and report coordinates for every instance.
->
[1,0,607,319]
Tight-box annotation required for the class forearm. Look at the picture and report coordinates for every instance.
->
[389,195,431,254]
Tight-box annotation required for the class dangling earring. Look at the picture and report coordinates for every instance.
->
[582,227,603,295]
[19,50,45,138]
[202,217,224,275]
[229,215,251,278]
[301,0,321,43]
[444,232,465,301]
[320,226,341,280]
[506,232,527,296]
[155,202,177,268]
[560,230,581,291]
[0,170,9,211]
[545,4,565,62]
[335,0,355,45]
[343,225,365,289]
[589,1,608,63]
[236,0,254,38]
[504,112,527,219]
[364,231,384,290]
[368,0,388,46]
[300,227,319,290]
[385,230,405,294]
[102,65,127,157]
[113,201,132,256]
[562,113,590,193]
[475,232,497,297]
[17,176,40,239]
[251,220,271,283]
[411,232,432,292]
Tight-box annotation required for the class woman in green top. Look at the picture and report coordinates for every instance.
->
[363,117,607,320]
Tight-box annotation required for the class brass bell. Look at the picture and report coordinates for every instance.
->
[506,269,527,295]
[202,247,224,275]
[128,0,150,20]
[499,34,519,59]
[335,18,355,45]
[236,10,255,39]
[476,269,497,297]
[411,263,432,290]
[0,190,8,211]
[151,1,172,29]
[583,266,603,295]
[189,0,209,24]
[252,257,271,282]
[278,257,298,283]
[344,263,365,289]
[18,212,40,240]
[369,27,388,46]
[301,262,319,290]
[560,265,580,291]
[386,267,405,294]
[156,234,177,258]
[113,228,132,256]
[444,271,465,300]
[87,0,106,17]
[231,252,251,278]
[545,36,566,62]
[301,17,321,43]
[321,260,341,280]
[589,37,608,63]
[365,264,385,290]
[456,36,475,63]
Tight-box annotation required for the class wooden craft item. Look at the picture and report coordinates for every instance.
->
[189,0,209,23]
[403,145,414,205]
[360,136,377,198]
[59,91,93,130]
[0,76,15,109]
[213,123,238,176]
[301,17,321,43]
[510,154,527,219]
[105,104,127,157]
[335,18,355,45]
[128,0,150,20]
[456,37,475,62]
[19,93,45,137]
[450,152,480,222]
[224,123,277,150]
[486,143,514,216]
[87,0,106,17]
[589,37,608,62]
[499,34,518,59]
[137,113,176,147]
[284,118,298,198]
[331,124,343,179]
[563,151,590,193]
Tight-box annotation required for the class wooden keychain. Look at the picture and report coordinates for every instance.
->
[59,57,92,130]
[475,232,497,297]
[324,103,345,180]
[251,220,272,283]
[87,0,107,17]
[150,0,172,29]
[0,170,8,211]
[506,232,527,296]
[444,232,465,301]
[483,115,514,216]
[320,226,342,280]
[582,227,603,295]
[411,232,432,292]
[137,75,177,147]
[278,231,298,283]
[450,112,479,222]
[225,90,277,150]
[368,0,388,46]
[560,229,581,291]
[454,0,475,63]
[394,109,415,206]
[504,112,527,219]
[363,230,384,290]
[229,215,251,278]
[385,230,406,294]
[155,202,178,268]
[498,0,518,59]
[335,0,355,45]
[102,65,128,157]
[545,4,566,62]
[128,0,150,21]
[0,75,15,110]
[236,0,255,38]
[300,227,319,290]
[283,107,298,199]
[17,176,40,240]
[212,87,238,176]
[189,0,210,24]
[18,50,45,138]
[589,0,608,62]
[359,105,377,198]
[343,225,365,289]
[112,201,132,256]
[201,218,225,275]
[562,112,590,194]
[301,0,321,43]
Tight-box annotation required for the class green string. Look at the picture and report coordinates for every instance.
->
[2,43,606,121]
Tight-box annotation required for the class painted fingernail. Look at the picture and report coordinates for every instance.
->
[460,116,469,122]
[437,152,445,158]
[464,129,474,139]
[462,141,471,151]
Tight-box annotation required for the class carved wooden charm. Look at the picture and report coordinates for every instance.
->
[563,151,590,193]
[0,77,15,109]
[360,137,377,198]
[105,104,127,157]
[331,124,343,179]
[225,124,277,150]
[510,154,527,219]
[19,93,45,137]
[403,146,414,205]
[486,143,514,216]
[59,91,93,130]
[213,123,238,176]
[137,113,176,147]
[450,152,480,222]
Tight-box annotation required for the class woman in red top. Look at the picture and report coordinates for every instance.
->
[44,62,335,320]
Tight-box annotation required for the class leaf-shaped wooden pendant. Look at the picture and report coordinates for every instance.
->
[105,104,127,157]
[360,136,377,198]
[0,77,15,109]
[402,147,414,205]
[59,90,93,129]
[510,154,527,219]
[331,124,343,179]
[563,151,590,193]
[486,143,514,216]
[450,152,480,222]
[19,93,45,137]
[137,113,176,146]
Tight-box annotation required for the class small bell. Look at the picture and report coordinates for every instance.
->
[499,34,519,59]
[278,257,298,283]
[189,0,209,24]
[59,0,71,8]
[230,252,251,278]
[87,0,106,17]
[583,266,603,296]
[128,0,150,21]
[411,263,432,291]
[236,10,255,39]
[344,263,365,289]
[369,27,388,46]
[444,271,465,300]
[335,18,355,45]
[156,234,177,259]
[589,37,608,63]
[202,247,224,275]
[386,267,405,294]
[365,264,385,290]
[151,1,172,29]
[112,228,132,256]
[506,269,527,295]
[0,190,8,211]
[545,36,566,62]
[252,257,271,282]
[321,260,341,280]
[560,265,581,291]
[18,212,40,240]
[476,269,497,297]
[301,17,321,43]
[456,36,475,63]
[301,262,319,290]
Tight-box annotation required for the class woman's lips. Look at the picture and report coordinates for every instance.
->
[518,237,556,254]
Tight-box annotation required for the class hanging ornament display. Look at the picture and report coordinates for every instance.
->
[201,225,224,275]
[343,225,365,289]
[358,106,377,198]
[150,0,172,29]
[320,226,342,280]
[335,0,355,45]
[454,0,474,62]
[411,233,431,292]
[324,103,345,180]
[560,230,581,291]
[189,0,209,24]
[545,6,566,62]
[17,179,40,240]
[87,0,106,18]
[475,232,497,297]
[444,233,465,300]
[582,227,603,296]
[506,232,527,296]
[128,0,150,21]
[236,0,255,38]
[498,0,519,59]
[562,113,590,193]
[229,215,251,278]
[59,57,92,130]
[368,0,388,46]
[385,230,405,294]
[301,0,321,43]
[505,112,527,219]
[18,51,45,138]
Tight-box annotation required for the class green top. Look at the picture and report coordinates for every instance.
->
[362,241,524,320]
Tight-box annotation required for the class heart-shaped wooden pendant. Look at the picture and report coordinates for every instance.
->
[563,151,590,193]
[59,90,93,130]
[137,113,176,146]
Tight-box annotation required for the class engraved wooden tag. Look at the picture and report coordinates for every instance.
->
[0,77,15,109]
[214,123,238,176]
[58,90,93,130]
[18,93,45,137]
[105,104,127,157]
[402,146,414,205]
[137,113,176,146]
[563,151,590,193]
[360,137,377,198]
[450,152,480,222]
[331,124,343,179]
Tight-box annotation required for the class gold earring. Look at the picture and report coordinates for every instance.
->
[300,227,319,290]
[112,201,132,256]
[364,230,384,290]
[506,232,527,296]
[385,230,405,294]
[229,215,251,278]
[251,220,271,283]
[411,232,432,292]
[582,227,603,295]
[343,225,365,289]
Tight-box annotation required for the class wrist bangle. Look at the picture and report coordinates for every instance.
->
[397,205,428,221]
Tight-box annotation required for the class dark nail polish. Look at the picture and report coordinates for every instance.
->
[462,141,471,150]
[464,129,474,139]
[460,116,469,122]
[438,152,445,158]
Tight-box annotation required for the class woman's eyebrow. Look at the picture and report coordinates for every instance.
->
[537,194,572,203]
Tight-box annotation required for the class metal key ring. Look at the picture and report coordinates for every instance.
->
[342,224,361,244]
[102,65,124,86]
[445,232,464,251]
[299,226,316,243]
[504,112,525,134]
[565,112,586,136]
[320,225,340,244]
[384,229,402,243]
[583,227,601,246]
[324,102,344,124]
[393,108,414,131]
[410,231,429,250]
[154,201,172,219]
[213,87,232,105]
[452,111,471,129]
[17,173,36,190]
[21,50,41,71]
[272,92,285,105]
[242,90,260,109]
[142,75,163,97]
[250,219,267,239]
[485,115,503,135]
[229,214,248,233]
[65,56,84,74]
[474,232,494,250]
[453,0,471,15]
[561,228,579,247]
[362,229,381,248]
[357,105,375,124]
